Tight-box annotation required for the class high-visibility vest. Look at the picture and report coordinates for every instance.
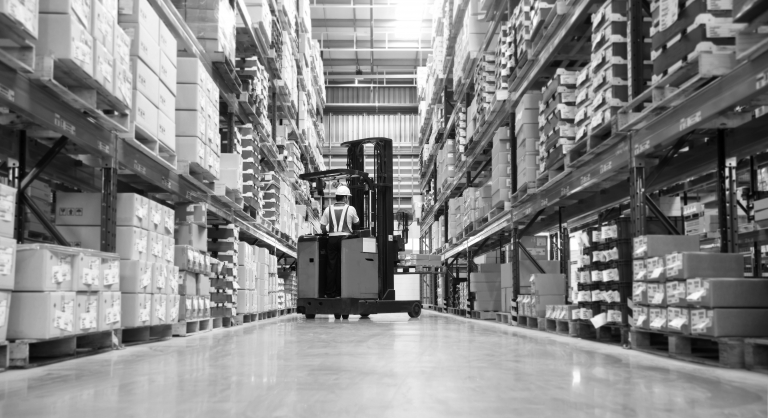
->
[328,204,352,235]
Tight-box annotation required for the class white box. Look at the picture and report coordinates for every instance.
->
[119,21,159,73]
[176,137,206,166]
[93,42,114,92]
[76,292,100,333]
[130,89,158,138]
[92,0,114,53]
[157,82,175,120]
[114,60,133,107]
[176,110,206,139]
[8,291,77,339]
[117,0,158,41]
[120,259,150,293]
[58,225,102,250]
[159,52,177,93]
[0,0,38,38]
[175,84,206,111]
[121,293,151,328]
[129,56,158,106]
[98,290,121,330]
[157,111,175,151]
[116,226,148,261]
[176,57,206,86]
[38,14,94,77]
[151,293,167,324]
[55,192,101,225]
[116,193,148,229]
[113,23,131,64]
[40,0,91,29]
[158,21,176,64]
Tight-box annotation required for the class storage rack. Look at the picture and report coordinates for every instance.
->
[0,0,330,290]
[418,0,768,344]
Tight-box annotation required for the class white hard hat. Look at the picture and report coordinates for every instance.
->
[335,185,351,196]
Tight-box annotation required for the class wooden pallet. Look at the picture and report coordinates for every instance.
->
[122,124,178,171]
[517,315,545,330]
[495,312,512,324]
[544,318,576,336]
[745,339,768,373]
[32,55,130,134]
[235,313,258,325]
[572,321,626,345]
[631,328,745,368]
[172,318,213,337]
[0,341,7,372]
[471,310,498,320]
[121,324,173,346]
[9,330,116,369]
[0,11,34,74]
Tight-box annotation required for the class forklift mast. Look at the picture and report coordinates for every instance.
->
[342,137,395,300]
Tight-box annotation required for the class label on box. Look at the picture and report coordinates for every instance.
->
[0,299,6,327]
[635,314,647,327]
[650,316,666,329]
[650,267,664,279]
[157,268,166,289]
[603,268,618,282]
[141,270,151,289]
[156,299,166,322]
[707,0,732,10]
[136,203,146,220]
[669,316,686,330]
[152,208,161,225]
[185,297,192,310]
[706,23,747,38]
[139,307,149,322]
[73,0,91,28]
[0,196,12,222]
[52,263,72,284]
[106,297,121,324]
[690,309,711,333]
[137,235,147,254]
[56,300,75,332]
[0,247,12,275]
[659,0,679,32]
[152,240,161,257]
[204,298,210,309]
[83,268,98,285]
[165,245,173,262]
[165,215,174,233]
[104,261,119,285]
[192,297,199,310]
[651,292,664,305]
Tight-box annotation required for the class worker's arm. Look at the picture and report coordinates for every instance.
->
[349,206,361,229]
[319,207,329,234]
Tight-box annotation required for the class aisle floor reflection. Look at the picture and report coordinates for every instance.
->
[0,311,767,417]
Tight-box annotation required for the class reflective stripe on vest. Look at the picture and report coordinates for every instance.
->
[329,204,351,234]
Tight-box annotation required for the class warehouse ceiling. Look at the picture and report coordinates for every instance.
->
[311,0,434,86]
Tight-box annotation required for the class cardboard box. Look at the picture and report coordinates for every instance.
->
[176,136,207,166]
[92,0,114,52]
[0,290,9,340]
[665,252,744,279]
[157,111,175,151]
[120,260,150,293]
[632,305,649,329]
[116,193,149,229]
[175,84,206,111]
[100,254,120,291]
[176,57,207,86]
[118,0,158,41]
[40,0,91,29]
[158,20,176,64]
[75,292,100,333]
[0,183,15,239]
[150,262,169,294]
[116,226,148,261]
[56,193,102,225]
[197,273,210,295]
[93,42,114,92]
[157,82,175,120]
[119,22,159,73]
[162,206,175,237]
[648,307,667,331]
[167,294,180,323]
[121,293,151,328]
[666,307,690,334]
[148,200,164,234]
[72,250,102,292]
[0,236,16,290]
[163,235,174,264]
[151,293,167,324]
[176,223,208,251]
[179,271,197,295]
[8,291,76,339]
[159,51,177,93]
[114,60,133,107]
[633,235,700,259]
[665,280,686,306]
[686,278,768,308]
[690,308,768,337]
[0,0,38,38]
[15,244,78,291]
[129,89,158,138]
[176,110,207,139]
[647,282,665,306]
[98,291,122,330]
[148,231,163,263]
[530,274,566,295]
[114,23,131,64]
[58,226,101,251]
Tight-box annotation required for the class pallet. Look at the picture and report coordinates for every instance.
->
[496,312,512,324]
[745,339,768,373]
[121,324,173,346]
[213,182,245,209]
[631,328,745,368]
[0,12,35,73]
[122,125,178,171]
[212,316,224,329]
[32,56,130,134]
[544,318,576,336]
[178,160,217,184]
[9,330,116,369]
[172,318,213,337]
[235,313,258,325]
[517,315,545,330]
[471,310,498,320]
[209,52,243,93]
[572,321,626,345]
[395,266,443,274]
[0,341,7,372]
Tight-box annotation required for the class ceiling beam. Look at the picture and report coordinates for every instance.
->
[317,40,430,49]
[311,19,431,28]
[325,73,416,79]
[322,58,426,67]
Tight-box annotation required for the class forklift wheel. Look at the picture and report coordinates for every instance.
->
[305,314,316,319]
[360,314,370,318]
[407,303,422,318]
[334,314,341,319]
[342,314,350,319]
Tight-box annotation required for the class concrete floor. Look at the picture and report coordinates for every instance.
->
[0,311,767,417]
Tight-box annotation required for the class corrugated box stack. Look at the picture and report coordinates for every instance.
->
[240,124,264,213]
[208,224,239,321]
[470,263,502,311]
[511,0,533,76]
[176,56,221,179]
[537,69,576,176]
[243,0,272,46]
[472,52,496,130]
[574,66,592,143]
[436,139,456,192]
[515,92,540,189]
[174,0,236,63]
[0,183,16,342]
[175,202,211,323]
[495,20,512,92]
[236,242,257,315]
[490,129,511,208]
[456,104,468,154]
[502,236,556,314]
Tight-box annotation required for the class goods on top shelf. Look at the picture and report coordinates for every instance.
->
[173,0,237,63]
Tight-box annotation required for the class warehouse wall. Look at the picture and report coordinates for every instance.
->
[324,113,419,144]
[326,87,417,104]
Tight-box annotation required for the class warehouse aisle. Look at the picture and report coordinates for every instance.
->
[0,312,767,418]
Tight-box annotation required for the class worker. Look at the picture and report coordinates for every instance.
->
[319,185,360,298]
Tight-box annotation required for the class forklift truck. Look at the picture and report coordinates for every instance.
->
[296,137,422,319]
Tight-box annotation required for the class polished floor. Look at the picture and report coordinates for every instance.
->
[0,312,767,417]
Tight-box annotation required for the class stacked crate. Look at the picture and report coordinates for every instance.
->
[650,0,737,85]
[495,20,513,92]
[462,187,478,230]
[176,56,221,179]
[281,30,298,105]
[515,92,540,190]
[448,197,464,240]
[538,69,577,175]
[574,66,592,144]
[261,172,281,231]
[436,140,457,192]
[454,0,489,92]
[236,242,258,315]
[491,129,511,207]
[175,202,210,323]
[590,0,631,132]
[243,0,272,45]
[456,105,468,154]
[530,0,556,42]
[472,53,496,130]
[174,0,236,63]
[208,224,239,321]
[511,0,533,75]
[240,124,263,212]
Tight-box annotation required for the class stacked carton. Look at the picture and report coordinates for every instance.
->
[574,66,592,143]
[236,242,258,314]
[491,129,511,207]
[470,263,502,311]
[176,56,221,179]
[456,104,468,153]
[117,0,178,152]
[436,140,457,191]
[175,202,210,322]
[0,183,15,341]
[495,20,513,92]
[208,224,239,320]
[511,0,533,74]
[453,0,490,92]
[174,0,236,63]
[515,92,540,189]
[240,124,264,211]
[538,70,577,174]
[501,236,556,313]
[472,53,496,129]
[243,0,272,45]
